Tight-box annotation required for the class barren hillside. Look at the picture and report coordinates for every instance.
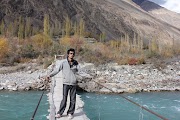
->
[132,0,180,31]
[0,0,180,44]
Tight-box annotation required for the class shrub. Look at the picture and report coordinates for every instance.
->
[60,35,85,53]
[128,58,138,65]
[79,48,110,65]
[32,33,53,55]
[20,44,37,58]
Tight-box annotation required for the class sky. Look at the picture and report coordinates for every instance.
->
[149,0,180,13]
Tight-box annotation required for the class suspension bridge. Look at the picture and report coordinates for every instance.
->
[31,55,169,120]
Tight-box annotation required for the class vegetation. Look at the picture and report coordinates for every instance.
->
[0,15,180,66]
[0,37,9,62]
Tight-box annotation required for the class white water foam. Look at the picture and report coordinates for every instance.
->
[174,100,180,103]
[160,107,166,109]
[172,106,180,112]
[86,95,90,98]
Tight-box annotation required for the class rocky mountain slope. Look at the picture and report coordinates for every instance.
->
[132,0,180,31]
[0,0,180,43]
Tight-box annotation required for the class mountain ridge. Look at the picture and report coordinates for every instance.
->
[132,0,180,30]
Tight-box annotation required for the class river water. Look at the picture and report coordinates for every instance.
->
[0,91,48,120]
[0,91,180,120]
[79,91,180,120]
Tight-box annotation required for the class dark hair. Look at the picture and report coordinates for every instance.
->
[67,48,75,55]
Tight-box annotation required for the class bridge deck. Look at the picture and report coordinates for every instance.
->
[47,71,89,120]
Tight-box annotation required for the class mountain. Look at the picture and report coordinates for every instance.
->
[132,0,163,11]
[0,0,180,44]
[132,0,180,31]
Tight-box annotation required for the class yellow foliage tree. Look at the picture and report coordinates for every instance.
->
[44,14,50,36]
[0,37,9,59]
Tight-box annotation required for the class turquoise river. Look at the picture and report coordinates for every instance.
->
[0,91,180,120]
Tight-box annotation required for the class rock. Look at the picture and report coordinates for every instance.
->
[39,86,45,90]
[25,86,31,91]
[143,89,150,92]
[126,88,138,93]
[139,82,146,88]
[77,83,86,89]
[81,63,95,70]
[8,86,18,91]
[8,82,17,86]
[177,71,180,76]
[18,86,26,91]
[31,83,38,89]
[0,86,4,90]
[100,87,111,93]
[97,77,107,83]
[37,84,44,89]
[27,81,33,84]
[112,87,117,92]
[27,70,33,74]
[117,84,127,89]
[96,71,101,75]
[7,85,13,88]
[117,89,124,93]
[105,71,109,75]
[1,83,6,86]
[27,66,32,70]
[112,71,116,75]
[135,74,144,80]
[12,86,18,91]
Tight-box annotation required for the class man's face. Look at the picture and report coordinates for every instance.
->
[68,51,75,59]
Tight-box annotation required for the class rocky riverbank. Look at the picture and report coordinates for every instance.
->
[0,58,180,93]
[77,59,180,93]
[0,62,51,91]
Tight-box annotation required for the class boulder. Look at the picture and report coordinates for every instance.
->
[0,86,4,90]
[100,87,111,93]
[177,71,180,76]
[135,74,144,80]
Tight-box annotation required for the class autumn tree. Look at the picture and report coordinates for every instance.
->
[25,17,32,38]
[79,18,85,37]
[43,14,50,36]
[0,20,5,35]
[0,37,9,61]
[65,16,71,37]
[18,16,24,40]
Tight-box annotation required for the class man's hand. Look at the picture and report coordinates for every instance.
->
[40,75,50,81]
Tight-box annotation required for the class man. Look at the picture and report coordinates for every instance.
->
[46,48,78,119]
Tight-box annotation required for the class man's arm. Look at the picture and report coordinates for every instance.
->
[47,60,63,78]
